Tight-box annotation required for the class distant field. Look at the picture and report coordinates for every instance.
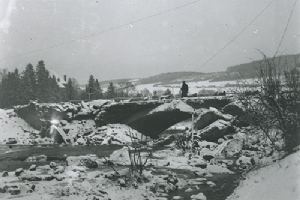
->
[135,79,256,94]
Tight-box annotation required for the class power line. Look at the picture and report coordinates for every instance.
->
[274,0,298,57]
[0,0,203,63]
[199,0,276,68]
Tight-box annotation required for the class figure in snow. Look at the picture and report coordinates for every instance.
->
[181,81,189,98]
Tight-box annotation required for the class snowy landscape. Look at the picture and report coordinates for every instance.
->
[1,0,300,199]
[0,91,299,200]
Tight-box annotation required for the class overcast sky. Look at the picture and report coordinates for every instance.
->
[0,0,299,82]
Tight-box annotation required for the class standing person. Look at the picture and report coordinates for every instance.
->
[181,81,189,98]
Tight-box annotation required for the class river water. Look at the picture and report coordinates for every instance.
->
[0,144,121,171]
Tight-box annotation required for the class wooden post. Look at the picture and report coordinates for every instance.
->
[191,109,195,150]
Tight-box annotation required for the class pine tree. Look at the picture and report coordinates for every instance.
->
[86,75,95,100]
[65,78,75,100]
[0,73,11,107]
[13,69,24,105]
[94,79,103,99]
[106,82,115,99]
[164,89,172,96]
[36,60,50,102]
[49,75,60,102]
[22,63,36,102]
[0,69,23,107]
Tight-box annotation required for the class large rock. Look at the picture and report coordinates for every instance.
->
[194,108,232,130]
[129,110,191,139]
[29,164,37,171]
[6,138,17,144]
[198,120,235,142]
[214,139,244,158]
[188,156,208,169]
[236,156,255,170]
[26,155,47,163]
[191,193,207,200]
[66,155,99,169]
[7,186,21,195]
[222,102,245,117]
[15,168,24,176]
[186,98,231,110]
[200,148,215,161]
[109,147,131,165]
[20,174,43,181]
[2,171,9,177]
[95,101,161,127]
[14,101,78,129]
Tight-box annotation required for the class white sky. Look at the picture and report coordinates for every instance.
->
[0,0,299,83]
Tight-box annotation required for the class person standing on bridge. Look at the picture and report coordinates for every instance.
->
[181,81,189,98]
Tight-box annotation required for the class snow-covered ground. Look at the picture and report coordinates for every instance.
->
[0,109,39,144]
[135,79,256,94]
[1,98,297,200]
[228,149,300,200]
[0,108,144,146]
[85,124,145,145]
[149,99,194,114]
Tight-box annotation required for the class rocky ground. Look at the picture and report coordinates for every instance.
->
[0,98,295,199]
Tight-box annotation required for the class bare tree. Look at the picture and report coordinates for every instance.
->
[238,55,300,152]
[127,132,152,176]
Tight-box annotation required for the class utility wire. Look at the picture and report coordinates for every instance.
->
[199,0,276,68]
[273,0,298,57]
[0,0,202,63]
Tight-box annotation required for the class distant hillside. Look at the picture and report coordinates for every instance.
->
[100,78,134,85]
[224,54,300,79]
[100,54,300,86]
[138,71,210,85]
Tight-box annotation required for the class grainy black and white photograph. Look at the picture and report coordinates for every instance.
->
[0,0,299,199]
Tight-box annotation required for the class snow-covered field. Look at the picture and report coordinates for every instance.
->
[228,149,300,200]
[135,79,256,94]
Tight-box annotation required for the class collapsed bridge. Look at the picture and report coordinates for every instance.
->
[14,97,233,143]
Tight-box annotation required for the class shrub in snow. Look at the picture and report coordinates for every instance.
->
[237,60,300,152]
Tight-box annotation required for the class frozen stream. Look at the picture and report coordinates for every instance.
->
[0,144,241,200]
[0,144,121,171]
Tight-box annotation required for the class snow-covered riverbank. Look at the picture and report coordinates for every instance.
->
[227,149,300,200]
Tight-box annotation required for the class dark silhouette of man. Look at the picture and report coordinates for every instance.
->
[181,81,189,98]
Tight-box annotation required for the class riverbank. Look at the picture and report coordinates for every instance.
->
[0,144,241,200]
